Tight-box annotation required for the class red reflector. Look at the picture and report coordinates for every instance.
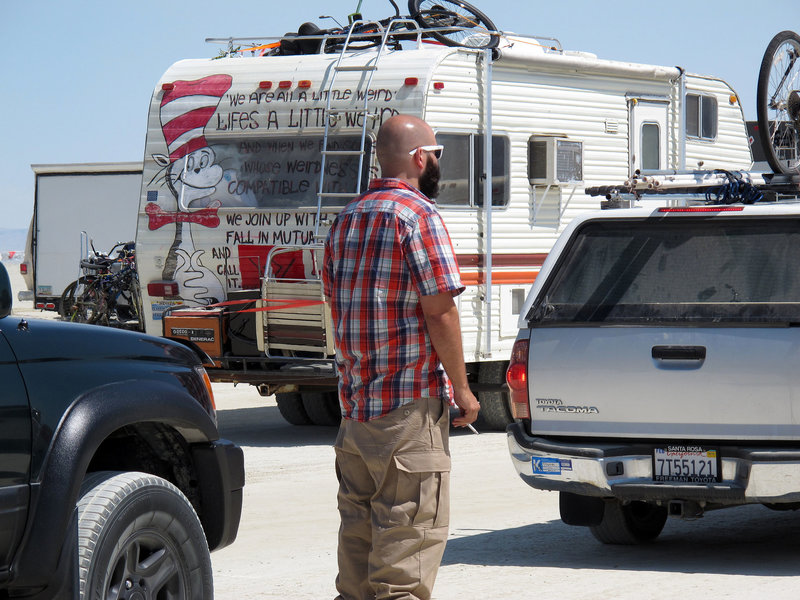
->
[44,303,56,310]
[279,80,292,89]
[147,281,179,297]
[19,264,27,274]
[433,82,444,90]
[506,339,530,419]
[258,80,272,89]
[404,77,419,86]
[658,206,744,213]
[298,80,312,88]
[162,82,175,91]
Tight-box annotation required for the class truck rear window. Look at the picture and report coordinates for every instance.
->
[530,218,800,324]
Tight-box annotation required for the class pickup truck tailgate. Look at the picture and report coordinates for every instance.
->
[528,326,800,440]
[524,212,800,441]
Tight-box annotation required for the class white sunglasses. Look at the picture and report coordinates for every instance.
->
[408,145,444,159]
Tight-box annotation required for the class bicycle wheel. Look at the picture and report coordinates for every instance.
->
[119,277,145,331]
[756,30,800,174]
[408,0,498,49]
[60,277,97,323]
[59,279,80,319]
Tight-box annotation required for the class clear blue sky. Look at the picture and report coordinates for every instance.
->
[1,0,794,230]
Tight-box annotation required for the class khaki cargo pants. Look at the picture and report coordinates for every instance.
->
[334,397,451,600]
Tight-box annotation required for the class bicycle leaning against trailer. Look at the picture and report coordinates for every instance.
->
[59,241,144,331]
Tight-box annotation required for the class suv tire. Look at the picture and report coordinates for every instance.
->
[77,471,213,599]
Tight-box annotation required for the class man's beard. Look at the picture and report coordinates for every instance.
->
[418,158,440,199]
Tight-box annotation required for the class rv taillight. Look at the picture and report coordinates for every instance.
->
[404,77,419,86]
[44,303,56,311]
[19,264,27,275]
[433,82,444,90]
[259,81,272,89]
[506,338,530,419]
[147,281,179,298]
[162,82,175,91]
[35,302,45,310]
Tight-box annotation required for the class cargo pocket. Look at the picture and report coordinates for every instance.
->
[388,452,451,528]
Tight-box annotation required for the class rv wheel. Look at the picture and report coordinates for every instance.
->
[474,361,512,431]
[301,391,342,427]
[276,392,313,425]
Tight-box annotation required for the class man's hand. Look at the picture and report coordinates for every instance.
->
[451,385,480,427]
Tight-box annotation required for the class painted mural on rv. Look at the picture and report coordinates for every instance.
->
[143,74,401,308]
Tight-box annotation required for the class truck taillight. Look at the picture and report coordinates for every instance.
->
[147,281,179,297]
[19,263,27,275]
[506,338,530,419]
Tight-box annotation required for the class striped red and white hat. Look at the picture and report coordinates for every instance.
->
[159,74,232,163]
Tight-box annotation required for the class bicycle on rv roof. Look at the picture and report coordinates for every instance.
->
[258,0,499,56]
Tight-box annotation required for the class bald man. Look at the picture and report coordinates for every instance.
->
[323,115,480,600]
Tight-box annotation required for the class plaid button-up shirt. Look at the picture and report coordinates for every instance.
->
[322,178,464,421]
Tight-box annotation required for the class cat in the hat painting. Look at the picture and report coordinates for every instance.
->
[146,74,235,306]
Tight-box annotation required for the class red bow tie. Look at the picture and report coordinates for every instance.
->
[146,203,220,230]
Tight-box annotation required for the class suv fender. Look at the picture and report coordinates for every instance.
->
[11,378,219,592]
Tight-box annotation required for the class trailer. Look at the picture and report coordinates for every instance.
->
[21,163,142,311]
[134,15,753,428]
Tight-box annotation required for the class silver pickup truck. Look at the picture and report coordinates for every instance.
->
[506,200,800,544]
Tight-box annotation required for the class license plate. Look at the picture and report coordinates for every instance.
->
[652,445,720,483]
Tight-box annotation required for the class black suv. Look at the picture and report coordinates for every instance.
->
[0,262,244,598]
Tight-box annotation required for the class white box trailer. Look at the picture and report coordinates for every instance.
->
[22,163,142,311]
[134,21,752,428]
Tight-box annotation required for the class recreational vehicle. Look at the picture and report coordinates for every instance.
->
[134,13,752,428]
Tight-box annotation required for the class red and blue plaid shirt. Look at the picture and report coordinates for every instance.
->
[322,178,464,421]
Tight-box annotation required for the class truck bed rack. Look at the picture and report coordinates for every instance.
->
[587,170,800,206]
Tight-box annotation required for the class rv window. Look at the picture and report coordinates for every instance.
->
[641,123,660,170]
[701,96,718,139]
[436,133,509,207]
[436,134,471,206]
[685,93,718,140]
[174,135,371,209]
[474,135,509,207]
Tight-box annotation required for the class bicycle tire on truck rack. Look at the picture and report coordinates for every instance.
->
[756,29,800,175]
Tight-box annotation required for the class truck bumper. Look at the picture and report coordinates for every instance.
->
[191,438,245,551]
[508,422,800,505]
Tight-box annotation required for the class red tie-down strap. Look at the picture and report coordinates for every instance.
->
[207,298,324,314]
[146,203,221,230]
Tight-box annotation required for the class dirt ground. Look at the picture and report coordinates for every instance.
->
[210,385,800,600]
[6,261,800,599]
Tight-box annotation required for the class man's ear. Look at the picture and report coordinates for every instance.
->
[409,148,424,170]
